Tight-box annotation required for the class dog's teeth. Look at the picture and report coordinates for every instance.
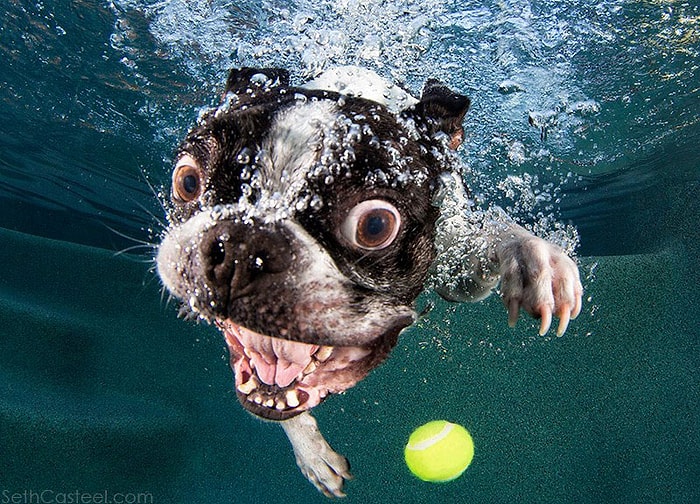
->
[244,347,253,359]
[315,346,333,362]
[303,360,317,375]
[263,398,275,408]
[251,393,263,405]
[237,376,258,395]
[285,390,300,408]
[275,397,287,411]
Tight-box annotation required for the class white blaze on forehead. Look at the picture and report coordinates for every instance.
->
[258,100,338,206]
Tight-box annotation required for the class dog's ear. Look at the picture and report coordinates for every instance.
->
[224,67,290,95]
[404,80,470,150]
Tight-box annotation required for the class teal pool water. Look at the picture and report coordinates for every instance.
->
[1,1,698,503]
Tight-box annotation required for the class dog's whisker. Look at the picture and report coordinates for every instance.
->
[417,301,435,319]
[159,285,169,307]
[132,199,168,232]
[113,243,157,257]
[102,224,161,263]
[139,164,171,217]
[101,222,153,245]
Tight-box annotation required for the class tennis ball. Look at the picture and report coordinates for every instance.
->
[404,420,474,482]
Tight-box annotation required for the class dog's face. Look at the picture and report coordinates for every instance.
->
[157,68,469,420]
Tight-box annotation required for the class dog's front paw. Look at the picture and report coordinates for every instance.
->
[281,412,353,498]
[294,440,352,498]
[498,233,583,335]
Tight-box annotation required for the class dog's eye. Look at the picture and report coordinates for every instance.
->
[341,200,401,250]
[172,156,203,203]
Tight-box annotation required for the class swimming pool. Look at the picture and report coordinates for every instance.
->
[0,1,698,502]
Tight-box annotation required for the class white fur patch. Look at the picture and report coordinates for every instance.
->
[302,66,418,113]
[250,100,338,217]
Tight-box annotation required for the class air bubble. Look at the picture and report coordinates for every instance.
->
[237,148,252,165]
[309,195,323,210]
[347,124,362,143]
[295,195,310,211]
[249,170,262,189]
[340,149,355,164]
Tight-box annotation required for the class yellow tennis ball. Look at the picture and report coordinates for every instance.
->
[404,420,474,482]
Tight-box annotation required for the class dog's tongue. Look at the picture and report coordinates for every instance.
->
[236,326,318,387]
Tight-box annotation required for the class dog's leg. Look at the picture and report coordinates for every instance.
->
[432,172,583,335]
[281,411,352,498]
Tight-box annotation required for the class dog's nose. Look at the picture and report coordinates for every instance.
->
[200,221,292,301]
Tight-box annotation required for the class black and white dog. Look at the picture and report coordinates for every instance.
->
[156,66,583,497]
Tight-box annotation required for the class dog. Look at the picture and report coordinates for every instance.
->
[156,66,583,497]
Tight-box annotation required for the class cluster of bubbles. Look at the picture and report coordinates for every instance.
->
[496,173,580,255]
[104,0,698,177]
[106,0,612,235]
[109,0,442,83]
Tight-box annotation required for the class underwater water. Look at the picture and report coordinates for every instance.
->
[0,0,698,502]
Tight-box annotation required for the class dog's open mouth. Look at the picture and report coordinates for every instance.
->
[217,319,385,420]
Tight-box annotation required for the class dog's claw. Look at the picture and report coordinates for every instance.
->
[556,304,571,336]
[572,293,583,320]
[304,447,352,498]
[507,298,520,328]
[539,306,553,336]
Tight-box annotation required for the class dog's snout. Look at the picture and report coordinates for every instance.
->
[201,221,293,305]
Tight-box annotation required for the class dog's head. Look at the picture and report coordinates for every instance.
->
[157,67,469,420]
